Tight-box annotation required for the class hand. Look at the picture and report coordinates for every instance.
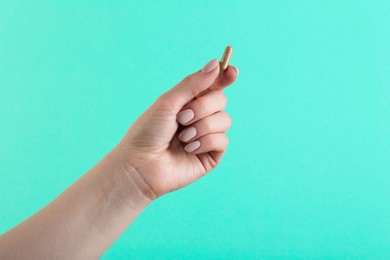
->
[0,58,238,259]
[116,58,238,199]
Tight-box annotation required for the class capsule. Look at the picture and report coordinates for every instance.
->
[219,46,233,71]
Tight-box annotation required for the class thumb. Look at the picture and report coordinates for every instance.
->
[158,58,220,112]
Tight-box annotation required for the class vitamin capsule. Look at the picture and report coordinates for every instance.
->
[219,46,233,71]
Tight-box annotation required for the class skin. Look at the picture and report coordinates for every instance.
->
[0,59,238,259]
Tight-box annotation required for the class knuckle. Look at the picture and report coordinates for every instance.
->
[196,98,208,113]
[208,137,218,147]
[224,136,229,147]
[221,134,229,147]
[155,94,180,112]
[218,111,232,129]
[156,93,169,104]
[181,76,197,97]
[225,113,232,128]
[224,135,229,144]
[221,111,232,122]
[211,134,225,147]
[181,73,195,86]
[154,94,168,108]
[216,91,227,106]
[203,117,214,132]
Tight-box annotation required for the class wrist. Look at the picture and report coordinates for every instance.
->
[106,145,157,208]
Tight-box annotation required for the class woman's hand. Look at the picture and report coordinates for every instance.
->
[117,58,238,199]
[0,57,238,260]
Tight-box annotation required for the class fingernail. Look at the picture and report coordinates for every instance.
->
[233,66,239,76]
[177,109,195,124]
[201,58,219,73]
[184,140,201,152]
[179,127,197,142]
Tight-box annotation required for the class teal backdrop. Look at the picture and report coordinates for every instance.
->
[1,1,390,258]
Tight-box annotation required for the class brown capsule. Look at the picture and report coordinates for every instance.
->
[219,46,233,71]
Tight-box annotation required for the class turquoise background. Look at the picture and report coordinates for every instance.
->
[1,0,390,258]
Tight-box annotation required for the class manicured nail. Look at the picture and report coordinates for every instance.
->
[184,140,201,152]
[233,66,239,76]
[201,58,219,73]
[177,109,195,124]
[179,127,197,142]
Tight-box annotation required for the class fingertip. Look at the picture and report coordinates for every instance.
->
[200,58,220,74]
[221,65,238,80]
[213,65,238,90]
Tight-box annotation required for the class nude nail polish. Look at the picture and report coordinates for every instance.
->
[184,140,201,152]
[179,127,197,142]
[177,109,195,124]
[201,59,219,73]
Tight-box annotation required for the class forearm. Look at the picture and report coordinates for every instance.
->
[0,146,153,259]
